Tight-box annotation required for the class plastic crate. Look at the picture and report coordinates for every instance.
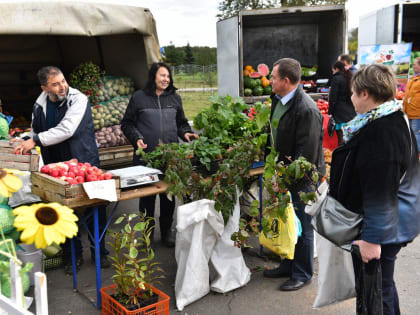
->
[101,283,169,315]
[43,252,63,270]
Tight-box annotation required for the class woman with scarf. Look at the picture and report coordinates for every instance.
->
[329,64,420,315]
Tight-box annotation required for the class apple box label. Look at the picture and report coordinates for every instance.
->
[82,179,117,202]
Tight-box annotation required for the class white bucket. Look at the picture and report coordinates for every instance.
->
[16,244,43,286]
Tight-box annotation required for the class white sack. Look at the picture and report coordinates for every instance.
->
[210,195,251,293]
[8,172,41,207]
[313,233,356,308]
[175,199,224,311]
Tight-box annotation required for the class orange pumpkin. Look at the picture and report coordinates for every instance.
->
[261,76,270,88]
[243,69,251,77]
[244,65,253,72]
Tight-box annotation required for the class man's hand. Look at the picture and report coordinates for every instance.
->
[184,132,199,142]
[13,138,36,154]
[353,240,381,263]
[137,139,147,149]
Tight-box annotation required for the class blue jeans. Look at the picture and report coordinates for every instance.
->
[410,118,420,150]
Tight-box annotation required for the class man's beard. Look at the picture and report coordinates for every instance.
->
[47,87,68,102]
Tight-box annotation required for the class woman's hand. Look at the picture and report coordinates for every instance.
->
[137,139,147,149]
[184,132,199,142]
[353,240,381,263]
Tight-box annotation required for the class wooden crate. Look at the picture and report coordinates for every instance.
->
[99,145,133,168]
[31,172,120,209]
[0,140,40,171]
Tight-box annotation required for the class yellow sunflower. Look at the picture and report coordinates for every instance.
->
[0,168,23,197]
[13,203,78,249]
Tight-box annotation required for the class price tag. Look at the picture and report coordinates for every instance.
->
[82,179,117,201]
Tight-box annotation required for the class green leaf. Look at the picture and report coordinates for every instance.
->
[129,247,138,259]
[115,216,124,224]
[124,224,131,233]
[133,222,146,231]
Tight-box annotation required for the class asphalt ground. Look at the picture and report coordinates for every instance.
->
[30,198,420,315]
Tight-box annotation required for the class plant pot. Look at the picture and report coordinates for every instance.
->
[101,283,170,315]
[191,158,221,177]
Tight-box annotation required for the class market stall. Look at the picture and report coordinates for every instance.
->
[0,1,161,168]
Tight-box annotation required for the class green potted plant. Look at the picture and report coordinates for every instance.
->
[100,212,169,314]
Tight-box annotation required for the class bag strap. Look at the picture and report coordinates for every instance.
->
[400,113,412,184]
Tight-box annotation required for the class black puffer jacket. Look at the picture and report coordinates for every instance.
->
[269,87,326,177]
[328,72,356,123]
[121,88,192,165]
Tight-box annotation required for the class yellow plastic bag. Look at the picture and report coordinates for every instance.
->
[259,202,296,259]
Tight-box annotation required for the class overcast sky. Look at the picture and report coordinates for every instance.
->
[3,0,406,47]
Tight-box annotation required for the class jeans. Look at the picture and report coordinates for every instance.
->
[381,244,403,315]
[409,118,420,150]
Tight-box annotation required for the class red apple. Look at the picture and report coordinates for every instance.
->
[40,165,50,174]
[76,176,85,184]
[51,169,59,177]
[98,174,105,181]
[84,162,91,168]
[104,173,113,180]
[86,174,97,182]
[67,171,75,178]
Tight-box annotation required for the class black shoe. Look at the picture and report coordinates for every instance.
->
[263,265,291,278]
[279,278,312,291]
[91,255,111,269]
[64,256,84,275]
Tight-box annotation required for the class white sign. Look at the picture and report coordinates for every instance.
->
[82,180,117,202]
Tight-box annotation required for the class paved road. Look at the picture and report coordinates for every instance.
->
[41,198,420,314]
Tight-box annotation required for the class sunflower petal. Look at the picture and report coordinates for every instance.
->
[0,181,9,198]
[34,228,47,249]
[20,224,39,243]
[2,174,22,192]
[43,226,59,246]
[3,168,25,176]
[55,220,78,238]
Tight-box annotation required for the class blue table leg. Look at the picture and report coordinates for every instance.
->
[93,206,102,309]
[71,238,77,290]
[258,174,264,257]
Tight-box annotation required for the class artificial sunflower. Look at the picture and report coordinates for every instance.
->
[13,203,78,249]
[0,168,23,197]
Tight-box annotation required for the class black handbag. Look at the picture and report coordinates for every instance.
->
[327,116,336,138]
[311,195,363,251]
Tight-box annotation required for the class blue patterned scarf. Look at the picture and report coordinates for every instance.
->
[343,100,402,143]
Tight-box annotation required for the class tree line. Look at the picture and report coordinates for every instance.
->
[162,43,217,66]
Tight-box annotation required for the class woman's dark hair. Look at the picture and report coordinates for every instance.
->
[333,61,352,95]
[143,62,177,94]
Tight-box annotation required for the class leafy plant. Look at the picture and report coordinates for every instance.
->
[107,212,164,305]
[69,61,105,105]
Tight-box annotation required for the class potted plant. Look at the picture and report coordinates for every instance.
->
[101,212,169,315]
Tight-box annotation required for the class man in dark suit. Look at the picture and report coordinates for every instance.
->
[263,58,325,291]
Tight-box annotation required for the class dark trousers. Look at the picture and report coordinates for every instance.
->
[139,193,175,239]
[62,205,109,261]
[381,244,402,315]
[280,189,314,282]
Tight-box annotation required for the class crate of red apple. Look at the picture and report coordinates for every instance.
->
[31,159,120,208]
[316,99,329,115]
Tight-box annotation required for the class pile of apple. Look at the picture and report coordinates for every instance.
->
[40,158,113,185]
[316,99,329,115]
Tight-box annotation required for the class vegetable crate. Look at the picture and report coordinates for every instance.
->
[30,172,120,208]
[101,284,170,315]
[99,145,133,168]
[0,140,40,171]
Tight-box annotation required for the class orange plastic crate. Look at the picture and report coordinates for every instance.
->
[101,283,170,315]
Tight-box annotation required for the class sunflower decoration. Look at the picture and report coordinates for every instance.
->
[13,203,78,249]
[0,168,23,197]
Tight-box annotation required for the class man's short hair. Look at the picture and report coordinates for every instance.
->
[351,64,396,103]
[338,54,352,65]
[273,58,301,85]
[37,66,63,86]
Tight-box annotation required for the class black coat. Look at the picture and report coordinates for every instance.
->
[328,73,356,124]
[329,110,420,244]
[121,88,192,165]
[269,86,326,177]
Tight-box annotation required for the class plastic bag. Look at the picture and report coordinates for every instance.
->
[327,115,336,138]
[239,180,259,216]
[259,200,297,259]
[313,233,355,308]
[210,194,251,293]
[174,199,224,311]
[8,171,41,208]
[351,245,383,315]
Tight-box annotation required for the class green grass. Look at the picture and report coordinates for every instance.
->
[179,91,214,120]
[174,72,217,89]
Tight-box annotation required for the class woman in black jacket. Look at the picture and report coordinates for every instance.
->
[328,61,356,145]
[329,64,420,314]
[121,62,198,247]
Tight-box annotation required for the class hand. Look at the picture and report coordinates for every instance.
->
[184,132,199,142]
[353,240,381,263]
[14,138,36,154]
[137,139,147,149]
[9,138,24,145]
